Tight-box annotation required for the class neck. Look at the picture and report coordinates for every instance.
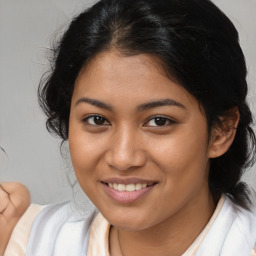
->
[111,191,215,256]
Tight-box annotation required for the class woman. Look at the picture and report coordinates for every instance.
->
[5,0,256,255]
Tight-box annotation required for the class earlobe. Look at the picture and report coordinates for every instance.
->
[208,107,240,158]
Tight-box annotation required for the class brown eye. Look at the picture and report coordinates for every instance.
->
[146,116,175,127]
[83,115,109,126]
[93,116,106,125]
[154,117,168,126]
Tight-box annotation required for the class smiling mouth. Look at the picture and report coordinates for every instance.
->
[101,181,157,203]
[103,182,156,192]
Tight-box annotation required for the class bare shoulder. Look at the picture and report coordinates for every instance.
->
[0,182,30,255]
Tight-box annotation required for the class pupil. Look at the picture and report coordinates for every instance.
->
[155,117,166,126]
[94,116,105,125]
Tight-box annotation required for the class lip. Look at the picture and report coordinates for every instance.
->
[101,177,157,185]
[101,179,157,203]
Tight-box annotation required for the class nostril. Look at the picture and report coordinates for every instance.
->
[104,147,147,171]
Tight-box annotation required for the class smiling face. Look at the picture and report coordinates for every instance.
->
[69,50,214,231]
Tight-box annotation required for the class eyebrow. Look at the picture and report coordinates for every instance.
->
[75,97,113,111]
[137,99,186,111]
[75,97,185,111]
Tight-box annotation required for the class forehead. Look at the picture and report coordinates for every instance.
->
[77,50,169,87]
[72,50,197,109]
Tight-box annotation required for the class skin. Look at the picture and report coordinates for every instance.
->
[69,50,238,256]
[0,182,30,255]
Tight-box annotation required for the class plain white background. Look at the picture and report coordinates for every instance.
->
[0,0,255,204]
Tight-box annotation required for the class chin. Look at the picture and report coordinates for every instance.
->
[103,210,154,231]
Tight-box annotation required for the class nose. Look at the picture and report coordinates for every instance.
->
[104,127,147,171]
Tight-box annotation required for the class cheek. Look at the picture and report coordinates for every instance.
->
[69,133,100,199]
[147,129,210,215]
[69,126,99,177]
[149,124,210,181]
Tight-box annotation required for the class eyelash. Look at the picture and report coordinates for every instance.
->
[144,115,176,127]
[82,114,110,126]
[82,114,176,127]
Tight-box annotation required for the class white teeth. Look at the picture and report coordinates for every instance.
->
[117,184,126,191]
[135,184,142,190]
[126,184,135,192]
[108,183,148,192]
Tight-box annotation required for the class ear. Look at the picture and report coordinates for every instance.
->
[208,107,240,158]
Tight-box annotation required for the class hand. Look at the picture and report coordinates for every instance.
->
[0,183,30,255]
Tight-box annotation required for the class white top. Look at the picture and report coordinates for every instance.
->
[5,195,256,256]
